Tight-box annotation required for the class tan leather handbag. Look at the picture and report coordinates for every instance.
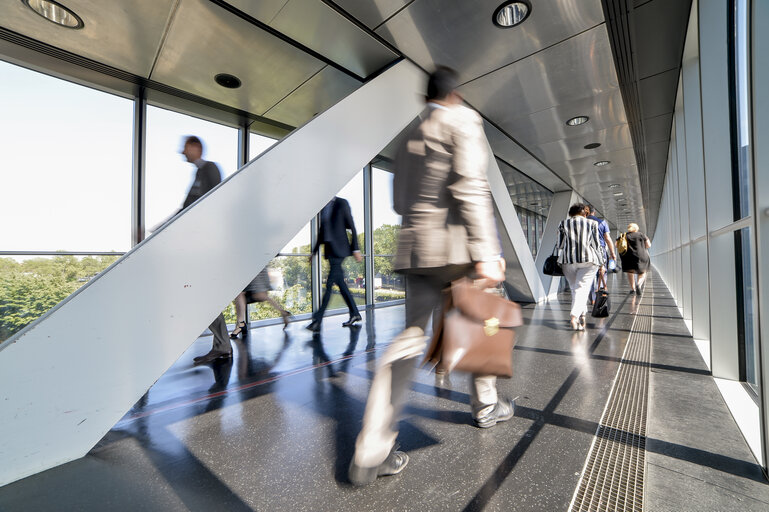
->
[423,278,523,378]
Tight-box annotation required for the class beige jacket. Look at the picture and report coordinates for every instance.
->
[393,104,501,271]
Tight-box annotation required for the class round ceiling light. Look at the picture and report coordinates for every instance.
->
[23,0,83,29]
[594,160,611,167]
[566,116,589,126]
[584,142,601,150]
[214,73,242,89]
[608,184,621,188]
[493,1,531,28]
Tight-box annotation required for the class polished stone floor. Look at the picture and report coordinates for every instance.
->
[0,273,766,511]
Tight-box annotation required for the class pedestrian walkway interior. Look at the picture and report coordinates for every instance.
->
[1,273,766,511]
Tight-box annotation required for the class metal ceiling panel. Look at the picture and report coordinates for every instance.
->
[535,124,633,165]
[483,120,566,192]
[152,0,325,116]
[459,26,619,128]
[263,65,361,127]
[547,147,638,178]
[223,0,289,23]
[507,89,628,148]
[643,113,673,144]
[631,0,690,79]
[270,0,398,78]
[331,0,411,29]
[376,0,605,83]
[0,0,176,76]
[639,68,679,119]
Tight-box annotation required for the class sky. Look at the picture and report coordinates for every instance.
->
[0,59,400,255]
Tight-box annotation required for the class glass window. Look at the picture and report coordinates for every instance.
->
[0,60,133,252]
[372,168,404,303]
[249,132,277,161]
[736,228,758,392]
[145,105,238,230]
[0,254,119,341]
[732,0,752,219]
[318,171,366,308]
[500,160,553,256]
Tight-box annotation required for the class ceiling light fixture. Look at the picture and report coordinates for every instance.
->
[566,116,589,126]
[584,142,601,150]
[23,0,83,29]
[613,192,624,196]
[214,73,242,89]
[594,160,610,167]
[608,184,621,188]
[493,1,531,28]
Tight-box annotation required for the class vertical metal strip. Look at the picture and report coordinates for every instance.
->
[131,88,146,247]
[363,165,375,306]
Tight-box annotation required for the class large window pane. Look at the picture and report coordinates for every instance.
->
[372,168,404,303]
[0,60,132,251]
[732,0,752,219]
[0,255,119,341]
[736,228,758,391]
[145,106,238,230]
[499,160,553,257]
[249,132,277,161]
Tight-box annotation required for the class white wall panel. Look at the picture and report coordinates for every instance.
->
[709,231,740,380]
[691,239,710,341]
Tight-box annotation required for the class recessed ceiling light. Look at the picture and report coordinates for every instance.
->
[23,0,83,29]
[493,1,531,28]
[594,160,610,167]
[584,142,601,150]
[566,116,589,126]
[214,73,241,88]
[608,184,621,188]
[613,192,624,196]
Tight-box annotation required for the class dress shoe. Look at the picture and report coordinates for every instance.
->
[305,320,321,332]
[348,450,410,486]
[193,349,232,365]
[342,314,362,327]
[474,399,515,429]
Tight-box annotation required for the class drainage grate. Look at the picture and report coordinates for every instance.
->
[569,284,653,511]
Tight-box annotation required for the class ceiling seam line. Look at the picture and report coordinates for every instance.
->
[267,0,292,25]
[261,65,328,119]
[147,0,181,80]
[372,0,421,32]
[458,21,606,88]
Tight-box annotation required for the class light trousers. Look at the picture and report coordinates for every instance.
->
[562,262,600,319]
[353,271,498,469]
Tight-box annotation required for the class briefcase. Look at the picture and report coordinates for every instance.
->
[423,278,523,378]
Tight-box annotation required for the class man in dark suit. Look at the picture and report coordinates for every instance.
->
[306,196,363,332]
[176,135,232,366]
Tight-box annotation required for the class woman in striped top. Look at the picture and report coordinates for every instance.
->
[557,203,606,330]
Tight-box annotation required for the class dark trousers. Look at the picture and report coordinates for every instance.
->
[314,257,359,322]
[209,313,230,352]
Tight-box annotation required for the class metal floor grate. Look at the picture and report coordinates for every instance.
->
[569,284,653,512]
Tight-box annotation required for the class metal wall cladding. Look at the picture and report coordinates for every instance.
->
[376,0,604,83]
[0,0,176,76]
[152,0,325,117]
[264,65,361,127]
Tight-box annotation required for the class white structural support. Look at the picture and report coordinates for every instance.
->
[485,152,547,302]
[0,60,426,487]
[535,191,579,301]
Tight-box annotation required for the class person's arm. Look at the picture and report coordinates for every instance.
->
[341,200,363,262]
[645,236,652,249]
[603,232,616,259]
[446,109,502,266]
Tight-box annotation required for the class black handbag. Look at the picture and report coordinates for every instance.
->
[591,275,610,317]
[542,245,563,276]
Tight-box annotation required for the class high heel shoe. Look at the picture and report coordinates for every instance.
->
[230,320,248,338]
[579,314,586,331]
[281,311,293,330]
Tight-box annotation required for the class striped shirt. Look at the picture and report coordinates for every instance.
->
[557,216,605,266]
